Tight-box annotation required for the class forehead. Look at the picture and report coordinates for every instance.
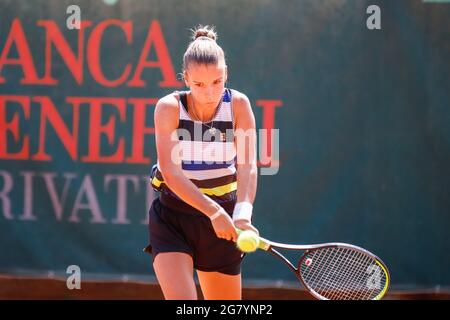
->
[186,63,226,82]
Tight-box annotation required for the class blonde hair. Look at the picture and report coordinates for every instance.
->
[183,25,226,71]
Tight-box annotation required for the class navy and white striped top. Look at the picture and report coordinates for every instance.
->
[151,89,237,207]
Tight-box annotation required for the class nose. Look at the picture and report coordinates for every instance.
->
[206,86,214,96]
[205,86,215,100]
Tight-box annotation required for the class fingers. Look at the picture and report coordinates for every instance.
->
[217,229,238,242]
[211,208,238,242]
[234,220,259,236]
[230,229,238,242]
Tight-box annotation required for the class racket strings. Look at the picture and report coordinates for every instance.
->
[316,249,358,299]
[300,246,387,300]
[329,250,371,300]
[304,249,367,299]
[307,248,384,300]
[325,250,380,300]
[332,251,373,300]
[310,248,362,299]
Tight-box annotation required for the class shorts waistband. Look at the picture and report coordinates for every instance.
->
[159,192,235,217]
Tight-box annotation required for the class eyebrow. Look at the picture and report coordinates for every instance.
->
[193,77,223,84]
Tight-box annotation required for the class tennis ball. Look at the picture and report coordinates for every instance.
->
[237,230,260,253]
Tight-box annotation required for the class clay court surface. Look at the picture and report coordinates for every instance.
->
[1,275,448,300]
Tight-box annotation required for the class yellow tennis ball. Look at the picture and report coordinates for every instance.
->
[237,230,260,253]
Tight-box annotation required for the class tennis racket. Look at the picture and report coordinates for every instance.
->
[238,231,390,300]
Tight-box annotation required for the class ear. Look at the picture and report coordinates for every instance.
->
[224,66,228,83]
[183,70,190,88]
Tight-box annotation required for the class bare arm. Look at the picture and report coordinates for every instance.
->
[232,91,259,234]
[154,94,238,241]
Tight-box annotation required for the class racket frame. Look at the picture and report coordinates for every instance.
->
[257,236,391,300]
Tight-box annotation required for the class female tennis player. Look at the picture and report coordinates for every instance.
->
[146,25,258,300]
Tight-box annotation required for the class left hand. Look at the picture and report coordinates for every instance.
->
[233,219,259,238]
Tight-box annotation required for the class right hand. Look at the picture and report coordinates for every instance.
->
[210,208,238,242]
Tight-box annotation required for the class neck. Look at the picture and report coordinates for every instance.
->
[189,94,219,122]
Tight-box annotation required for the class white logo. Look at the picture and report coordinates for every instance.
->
[66,5,81,30]
[366,5,381,30]
[66,265,81,290]
[366,264,382,289]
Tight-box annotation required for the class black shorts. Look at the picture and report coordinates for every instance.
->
[146,197,244,275]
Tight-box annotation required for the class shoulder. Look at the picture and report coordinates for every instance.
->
[229,89,255,128]
[229,89,253,121]
[230,89,251,110]
[155,92,180,118]
[154,92,180,128]
[156,92,180,112]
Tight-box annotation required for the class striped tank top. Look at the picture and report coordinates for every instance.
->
[150,88,237,213]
